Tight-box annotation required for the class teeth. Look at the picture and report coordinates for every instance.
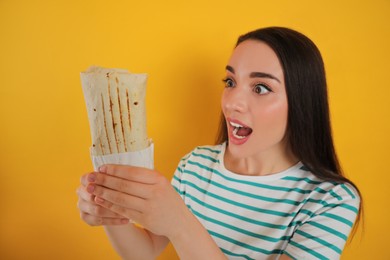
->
[232,127,246,139]
[229,120,250,139]
[230,121,243,128]
[230,121,245,139]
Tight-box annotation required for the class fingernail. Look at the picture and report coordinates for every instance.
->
[121,218,129,224]
[87,184,95,193]
[95,197,104,203]
[88,173,96,182]
[99,165,106,173]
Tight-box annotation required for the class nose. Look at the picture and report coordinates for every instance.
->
[222,86,248,113]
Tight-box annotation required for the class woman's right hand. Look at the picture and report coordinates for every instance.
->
[76,172,130,226]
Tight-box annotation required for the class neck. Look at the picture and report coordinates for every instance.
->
[223,143,299,176]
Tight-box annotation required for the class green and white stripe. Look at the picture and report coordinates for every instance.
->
[172,143,359,259]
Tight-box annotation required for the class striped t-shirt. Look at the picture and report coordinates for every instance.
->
[171,143,359,260]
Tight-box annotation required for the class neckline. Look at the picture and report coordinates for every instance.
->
[217,142,303,181]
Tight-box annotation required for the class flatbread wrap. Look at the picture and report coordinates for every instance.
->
[81,66,149,156]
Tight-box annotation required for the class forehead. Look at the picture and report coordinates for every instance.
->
[228,40,283,80]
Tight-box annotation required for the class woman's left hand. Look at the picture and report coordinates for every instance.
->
[85,164,189,239]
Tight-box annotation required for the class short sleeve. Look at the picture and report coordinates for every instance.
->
[284,183,360,260]
[171,152,191,200]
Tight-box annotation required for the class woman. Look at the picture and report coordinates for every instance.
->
[77,27,362,259]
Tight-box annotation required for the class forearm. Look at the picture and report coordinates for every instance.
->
[104,224,169,260]
[169,210,227,260]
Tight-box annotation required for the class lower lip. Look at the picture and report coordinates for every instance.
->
[228,128,251,145]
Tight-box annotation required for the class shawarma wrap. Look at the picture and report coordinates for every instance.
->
[81,66,149,156]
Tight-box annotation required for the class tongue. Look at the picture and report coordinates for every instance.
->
[237,127,252,137]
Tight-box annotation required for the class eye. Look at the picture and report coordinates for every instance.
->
[253,83,272,95]
[222,78,235,88]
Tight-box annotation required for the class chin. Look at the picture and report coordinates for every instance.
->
[226,140,252,159]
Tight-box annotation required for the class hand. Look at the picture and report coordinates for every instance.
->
[85,164,190,239]
[76,173,130,226]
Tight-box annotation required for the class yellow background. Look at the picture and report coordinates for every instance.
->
[0,0,389,259]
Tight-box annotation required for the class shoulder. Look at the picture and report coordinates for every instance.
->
[283,168,360,259]
[289,166,360,217]
[281,165,360,216]
[290,165,360,200]
[179,143,224,167]
[172,143,224,192]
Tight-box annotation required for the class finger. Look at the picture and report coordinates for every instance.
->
[77,186,95,202]
[81,173,92,186]
[89,172,151,199]
[98,164,158,184]
[81,171,101,187]
[77,198,124,218]
[95,196,142,224]
[80,212,129,226]
[88,184,146,212]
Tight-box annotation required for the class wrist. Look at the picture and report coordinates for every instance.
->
[167,206,194,243]
[167,209,227,260]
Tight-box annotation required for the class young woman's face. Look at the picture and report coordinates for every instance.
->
[221,40,289,159]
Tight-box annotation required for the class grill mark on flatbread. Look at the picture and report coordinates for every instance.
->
[99,140,104,155]
[81,67,148,155]
[126,89,132,129]
[101,93,112,153]
[117,85,127,152]
[108,79,119,152]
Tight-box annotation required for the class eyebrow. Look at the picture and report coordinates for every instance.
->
[226,65,281,83]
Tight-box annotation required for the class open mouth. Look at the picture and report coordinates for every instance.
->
[229,121,253,139]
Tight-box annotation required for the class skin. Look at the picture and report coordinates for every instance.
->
[77,165,224,260]
[222,40,298,176]
[77,40,295,260]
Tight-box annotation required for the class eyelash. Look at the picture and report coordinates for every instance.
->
[222,78,235,88]
[222,77,272,95]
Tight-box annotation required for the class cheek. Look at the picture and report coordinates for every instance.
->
[253,101,288,135]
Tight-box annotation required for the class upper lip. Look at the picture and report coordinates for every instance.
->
[227,118,251,129]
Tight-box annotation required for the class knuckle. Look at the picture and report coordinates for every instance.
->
[97,173,106,186]
[150,170,160,179]
[115,206,127,215]
[83,202,95,215]
[155,174,168,185]
[101,172,112,183]
[107,164,117,175]
[89,194,96,202]
[113,194,126,205]
[80,173,91,186]
[93,217,103,226]
[76,187,86,199]
[118,180,129,191]
[93,185,104,196]
[77,187,92,201]
[103,200,113,210]
[93,205,102,215]
[76,186,84,196]
[106,203,123,215]
[77,199,88,211]
[80,212,91,223]
[81,212,102,226]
